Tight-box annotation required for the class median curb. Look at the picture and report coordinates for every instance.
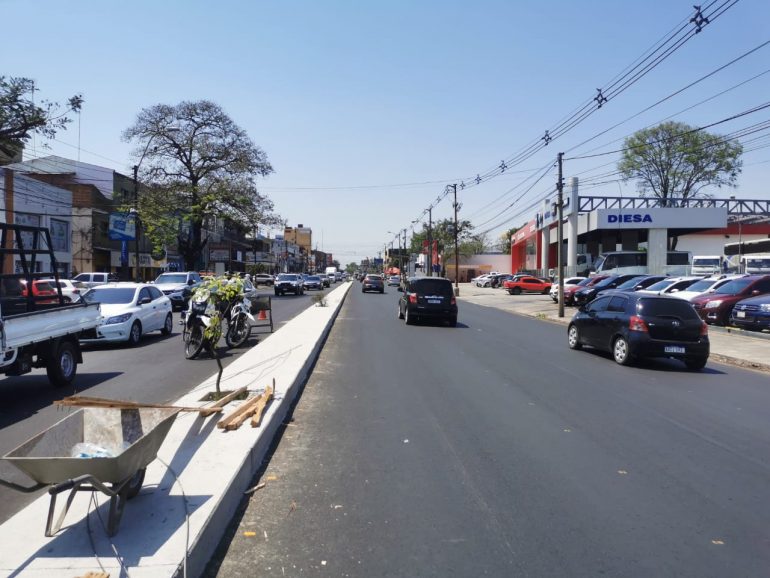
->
[0,282,352,577]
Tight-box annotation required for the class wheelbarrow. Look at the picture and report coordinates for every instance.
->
[0,406,180,537]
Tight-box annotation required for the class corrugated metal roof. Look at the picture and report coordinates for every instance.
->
[3,155,118,200]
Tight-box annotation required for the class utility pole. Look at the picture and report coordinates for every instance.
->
[427,206,433,277]
[451,184,459,295]
[557,153,565,318]
[402,228,407,277]
[133,165,140,282]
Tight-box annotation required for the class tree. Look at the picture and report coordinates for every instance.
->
[496,227,519,254]
[0,77,83,158]
[408,218,486,269]
[618,121,742,205]
[123,100,276,270]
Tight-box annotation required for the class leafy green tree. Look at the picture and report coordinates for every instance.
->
[0,77,83,158]
[408,219,487,271]
[496,227,518,254]
[618,121,742,204]
[123,100,275,270]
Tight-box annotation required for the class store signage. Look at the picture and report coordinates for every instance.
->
[595,207,726,230]
[607,213,653,223]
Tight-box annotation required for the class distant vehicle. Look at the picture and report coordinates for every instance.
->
[636,276,701,296]
[274,274,305,296]
[362,274,385,294]
[398,277,457,327]
[303,275,323,290]
[691,255,724,276]
[504,276,551,295]
[252,273,275,286]
[81,283,173,345]
[153,271,204,311]
[40,278,87,303]
[672,274,747,302]
[730,293,770,331]
[19,279,58,305]
[387,275,401,287]
[573,274,642,305]
[591,251,691,276]
[563,276,609,305]
[568,293,709,370]
[549,277,586,302]
[72,272,118,288]
[739,254,770,275]
[594,275,668,298]
[690,275,770,325]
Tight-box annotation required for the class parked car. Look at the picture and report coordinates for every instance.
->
[19,279,59,305]
[573,274,642,305]
[81,283,173,345]
[362,274,385,293]
[549,277,586,302]
[672,274,747,301]
[153,271,204,311]
[252,273,275,286]
[729,293,770,331]
[72,272,119,288]
[690,275,770,325]
[303,275,324,290]
[478,273,509,288]
[40,278,87,303]
[398,277,457,326]
[274,273,305,296]
[387,275,401,287]
[636,276,701,296]
[567,293,709,370]
[563,276,608,305]
[504,276,552,295]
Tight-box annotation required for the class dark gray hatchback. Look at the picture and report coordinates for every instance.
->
[567,292,709,370]
[398,277,458,327]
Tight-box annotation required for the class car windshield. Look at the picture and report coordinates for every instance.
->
[277,274,298,281]
[637,298,700,320]
[594,276,618,289]
[686,279,718,292]
[644,279,677,292]
[83,287,136,304]
[615,276,647,290]
[306,276,321,281]
[746,258,770,268]
[412,279,452,296]
[367,275,383,280]
[714,279,752,295]
[155,274,187,284]
[694,258,721,266]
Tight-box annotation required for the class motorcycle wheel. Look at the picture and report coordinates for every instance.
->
[225,313,250,348]
[184,324,205,359]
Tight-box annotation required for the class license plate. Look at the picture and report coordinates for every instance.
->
[427,299,441,304]
[737,311,746,318]
[664,346,685,354]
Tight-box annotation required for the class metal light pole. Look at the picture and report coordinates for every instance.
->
[427,207,433,277]
[556,153,565,318]
[450,184,459,295]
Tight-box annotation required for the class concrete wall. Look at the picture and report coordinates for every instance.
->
[462,253,512,274]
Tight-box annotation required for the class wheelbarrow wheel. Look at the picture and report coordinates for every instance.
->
[125,468,146,500]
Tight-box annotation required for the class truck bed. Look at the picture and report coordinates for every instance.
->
[2,303,101,352]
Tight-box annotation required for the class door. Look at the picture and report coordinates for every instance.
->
[137,287,158,330]
[581,296,611,347]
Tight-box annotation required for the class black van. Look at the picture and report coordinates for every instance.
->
[398,277,458,327]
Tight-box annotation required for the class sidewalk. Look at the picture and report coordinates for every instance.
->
[455,283,770,374]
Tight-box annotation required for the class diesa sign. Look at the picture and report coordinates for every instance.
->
[607,213,652,223]
[595,206,727,230]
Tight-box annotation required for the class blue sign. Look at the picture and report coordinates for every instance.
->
[121,241,129,266]
[607,213,653,223]
[109,213,137,241]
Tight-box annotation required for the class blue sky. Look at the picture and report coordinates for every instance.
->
[5,0,770,266]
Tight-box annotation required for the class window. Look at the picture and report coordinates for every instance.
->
[638,298,699,320]
[524,279,538,284]
[667,252,691,266]
[587,297,611,313]
[139,288,152,302]
[607,296,627,313]
[148,286,164,300]
[50,219,69,252]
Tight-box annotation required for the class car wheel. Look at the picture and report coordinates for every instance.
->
[127,321,142,346]
[46,340,77,387]
[404,307,414,325]
[161,313,173,336]
[567,324,582,350]
[63,296,72,304]
[512,287,522,295]
[542,288,549,294]
[685,357,708,371]
[612,336,633,366]
[398,303,404,319]
[448,316,457,327]
[380,289,384,294]
[184,324,205,359]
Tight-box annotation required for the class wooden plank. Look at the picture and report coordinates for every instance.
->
[216,395,264,430]
[199,386,248,417]
[250,385,274,428]
[55,396,220,414]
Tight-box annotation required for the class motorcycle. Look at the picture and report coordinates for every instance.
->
[224,294,255,348]
[181,286,221,359]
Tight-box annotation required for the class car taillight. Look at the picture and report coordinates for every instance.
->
[629,315,648,332]
[450,296,456,305]
[73,289,80,294]
[408,292,417,304]
[700,321,708,336]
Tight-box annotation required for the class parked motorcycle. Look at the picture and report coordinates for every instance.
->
[181,286,221,359]
[224,294,255,348]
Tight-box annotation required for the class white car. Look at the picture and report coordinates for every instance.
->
[81,283,173,345]
[636,276,702,296]
[40,278,88,303]
[672,274,748,301]
[549,277,586,302]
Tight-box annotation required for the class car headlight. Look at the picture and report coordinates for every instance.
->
[760,304,770,312]
[704,300,723,309]
[105,313,132,325]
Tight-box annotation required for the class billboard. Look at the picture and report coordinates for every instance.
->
[109,213,137,241]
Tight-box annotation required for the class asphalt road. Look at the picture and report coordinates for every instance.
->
[0,283,336,524]
[206,282,770,577]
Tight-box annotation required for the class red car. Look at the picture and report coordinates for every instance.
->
[563,275,609,305]
[20,280,59,305]
[690,275,770,325]
[503,276,552,295]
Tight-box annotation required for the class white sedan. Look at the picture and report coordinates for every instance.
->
[81,283,173,345]
[40,278,88,303]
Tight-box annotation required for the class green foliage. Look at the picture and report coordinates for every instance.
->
[618,121,742,202]
[191,275,244,343]
[0,76,83,157]
[497,227,518,254]
[311,294,327,307]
